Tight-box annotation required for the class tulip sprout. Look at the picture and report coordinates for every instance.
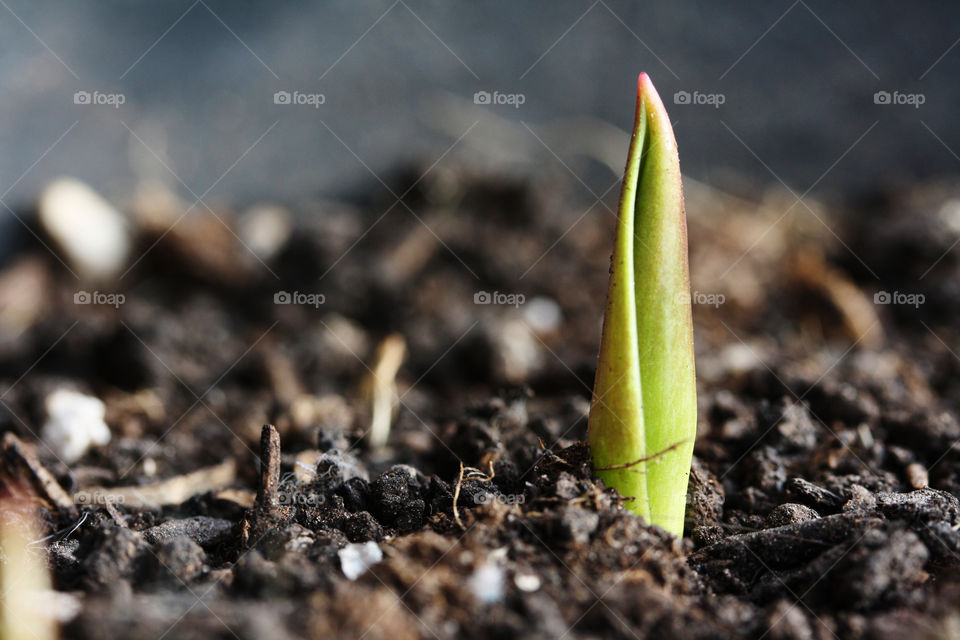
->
[588,73,697,537]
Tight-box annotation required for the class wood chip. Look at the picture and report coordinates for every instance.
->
[793,251,884,349]
[906,462,929,489]
[261,346,306,407]
[213,488,256,508]
[1,432,76,516]
[363,334,406,450]
[72,459,236,508]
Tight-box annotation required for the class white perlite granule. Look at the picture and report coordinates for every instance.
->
[38,178,131,281]
[467,563,505,604]
[338,541,383,581]
[41,389,111,463]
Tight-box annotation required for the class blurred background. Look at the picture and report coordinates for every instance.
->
[0,0,955,212]
[2,0,959,414]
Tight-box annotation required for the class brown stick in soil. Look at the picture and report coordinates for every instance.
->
[1,432,76,517]
[256,423,281,510]
[241,424,283,547]
[72,459,236,508]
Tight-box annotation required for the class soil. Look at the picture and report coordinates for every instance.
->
[2,165,960,639]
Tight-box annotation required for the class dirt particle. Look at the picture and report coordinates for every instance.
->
[764,503,820,528]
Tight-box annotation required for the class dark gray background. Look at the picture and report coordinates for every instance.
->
[0,0,955,209]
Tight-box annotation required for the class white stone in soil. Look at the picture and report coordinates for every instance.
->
[339,541,383,580]
[467,563,505,604]
[38,178,131,281]
[513,572,541,592]
[41,389,111,463]
[239,204,292,261]
[523,296,563,333]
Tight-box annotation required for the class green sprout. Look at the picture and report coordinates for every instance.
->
[588,73,697,537]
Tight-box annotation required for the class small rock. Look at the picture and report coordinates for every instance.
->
[691,524,726,547]
[785,478,844,512]
[39,178,130,280]
[339,511,384,542]
[685,457,725,532]
[905,463,929,489]
[747,447,787,493]
[514,572,541,592]
[141,516,233,550]
[522,296,562,334]
[372,465,426,533]
[86,526,147,586]
[842,484,877,512]
[553,471,580,500]
[492,318,542,383]
[41,389,111,463]
[258,524,315,560]
[338,476,370,512]
[238,204,292,262]
[467,563,505,604]
[338,541,382,580]
[150,535,206,584]
[764,504,820,529]
[759,400,818,452]
[554,507,599,544]
[876,488,960,524]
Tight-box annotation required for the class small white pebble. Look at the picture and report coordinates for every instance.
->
[142,457,157,477]
[939,199,960,235]
[523,296,563,334]
[38,178,130,281]
[41,389,111,463]
[496,319,541,383]
[514,573,541,592]
[720,342,761,373]
[239,204,292,261]
[338,541,382,580]
[468,563,505,604]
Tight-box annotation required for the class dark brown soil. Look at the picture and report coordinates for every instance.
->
[2,166,960,639]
